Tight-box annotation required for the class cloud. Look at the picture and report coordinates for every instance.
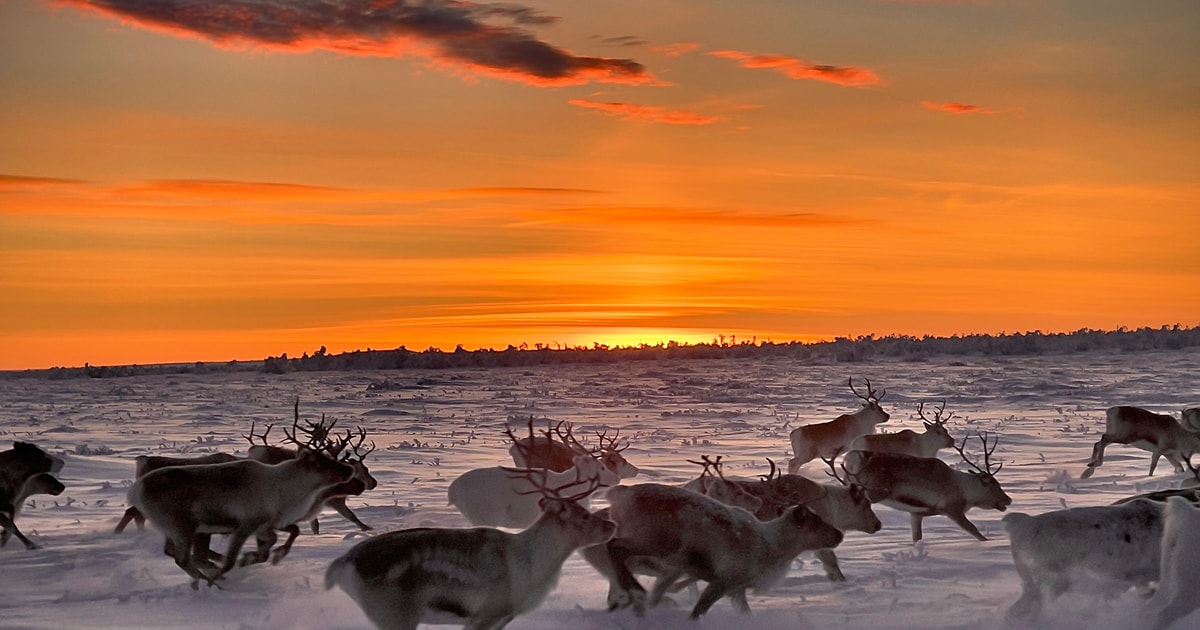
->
[922,101,997,114]
[652,42,701,57]
[567,99,721,125]
[592,34,647,48]
[709,50,883,87]
[0,174,88,189]
[58,0,655,87]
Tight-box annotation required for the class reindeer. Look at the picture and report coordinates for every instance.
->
[1081,406,1200,479]
[680,455,763,513]
[112,452,240,534]
[580,482,843,618]
[449,425,620,529]
[325,468,616,630]
[851,399,955,458]
[129,434,354,588]
[243,406,379,535]
[1,472,65,550]
[680,457,879,583]
[508,418,639,480]
[240,426,379,567]
[787,378,889,473]
[844,432,1012,542]
[0,442,65,550]
[1147,496,1200,630]
[1003,499,1165,624]
[753,458,881,581]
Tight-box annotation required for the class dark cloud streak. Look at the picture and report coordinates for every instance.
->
[60,0,653,86]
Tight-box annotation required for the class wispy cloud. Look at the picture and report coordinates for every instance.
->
[1,176,606,226]
[710,50,883,87]
[567,99,721,125]
[0,174,87,189]
[922,101,997,114]
[652,42,701,57]
[592,34,647,48]
[58,0,655,87]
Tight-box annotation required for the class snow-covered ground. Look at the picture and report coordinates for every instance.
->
[2,348,1197,629]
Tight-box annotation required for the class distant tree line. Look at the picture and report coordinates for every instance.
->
[21,324,1200,379]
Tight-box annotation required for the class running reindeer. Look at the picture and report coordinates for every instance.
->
[844,431,1012,542]
[851,399,956,458]
[243,407,379,537]
[449,422,620,528]
[788,378,890,473]
[0,442,65,550]
[326,466,616,630]
[128,418,354,588]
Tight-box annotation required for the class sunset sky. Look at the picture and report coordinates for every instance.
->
[2,1,1198,370]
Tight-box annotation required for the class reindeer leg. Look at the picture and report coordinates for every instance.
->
[729,588,752,613]
[606,540,650,614]
[1082,435,1114,478]
[0,515,39,550]
[910,513,924,543]
[647,569,685,608]
[690,581,732,618]
[205,529,254,586]
[816,548,846,581]
[270,524,301,564]
[946,510,987,541]
[114,507,140,534]
[328,497,373,531]
[241,528,278,566]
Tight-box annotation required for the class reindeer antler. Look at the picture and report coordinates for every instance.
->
[331,426,375,462]
[849,377,886,405]
[595,428,629,453]
[759,458,781,482]
[282,400,339,451]
[687,454,728,480]
[916,400,954,427]
[242,421,274,446]
[954,431,1002,476]
[503,465,603,503]
[820,450,850,485]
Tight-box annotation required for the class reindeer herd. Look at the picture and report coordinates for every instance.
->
[2,379,1199,629]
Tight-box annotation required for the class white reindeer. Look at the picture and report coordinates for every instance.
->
[843,432,1012,542]
[851,399,955,458]
[508,418,640,479]
[1081,406,1200,478]
[325,469,616,630]
[129,445,353,588]
[449,457,618,529]
[580,482,843,618]
[1147,496,1200,630]
[1003,499,1165,624]
[1,472,65,550]
[788,378,889,473]
[243,413,380,535]
[0,441,65,550]
[448,426,621,529]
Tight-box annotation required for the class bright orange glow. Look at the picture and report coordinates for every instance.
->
[2,2,1198,370]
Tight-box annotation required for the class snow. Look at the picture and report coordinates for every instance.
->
[1,348,1198,629]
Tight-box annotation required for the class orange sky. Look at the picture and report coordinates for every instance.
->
[2,1,1198,370]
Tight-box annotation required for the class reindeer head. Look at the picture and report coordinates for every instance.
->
[954,431,1012,511]
[849,378,890,424]
[917,400,956,450]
